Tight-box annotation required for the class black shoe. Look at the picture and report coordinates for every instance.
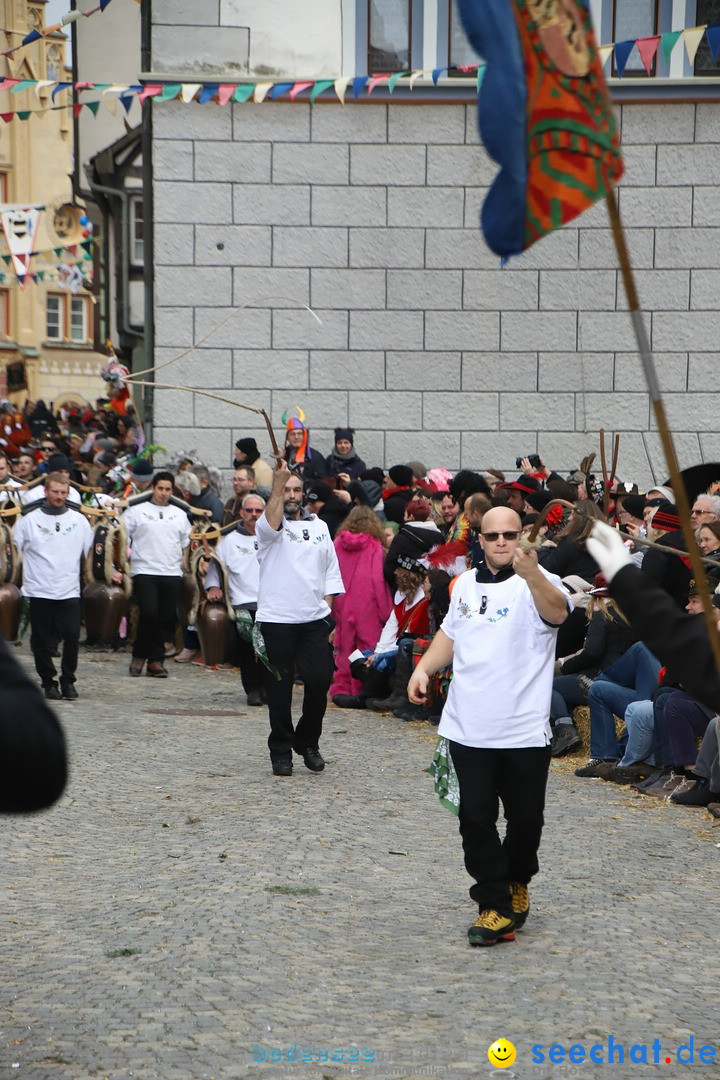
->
[271,756,293,777]
[60,684,78,701]
[331,693,367,709]
[632,768,670,792]
[671,779,717,806]
[551,723,582,757]
[246,690,263,706]
[392,703,429,722]
[574,758,618,778]
[294,746,325,772]
[44,684,62,701]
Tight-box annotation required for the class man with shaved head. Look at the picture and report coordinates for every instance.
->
[409,506,571,946]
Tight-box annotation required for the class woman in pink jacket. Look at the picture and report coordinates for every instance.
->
[330,507,393,698]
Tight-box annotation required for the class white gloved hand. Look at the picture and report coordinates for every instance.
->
[586,521,633,583]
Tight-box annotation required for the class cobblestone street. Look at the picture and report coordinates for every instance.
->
[2,647,719,1080]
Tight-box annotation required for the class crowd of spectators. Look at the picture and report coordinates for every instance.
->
[1,398,719,821]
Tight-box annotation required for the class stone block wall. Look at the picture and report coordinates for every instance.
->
[152,99,720,487]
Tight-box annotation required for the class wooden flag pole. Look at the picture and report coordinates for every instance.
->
[605,188,720,675]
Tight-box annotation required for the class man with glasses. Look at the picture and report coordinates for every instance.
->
[408,506,570,946]
[205,494,265,706]
[690,493,720,526]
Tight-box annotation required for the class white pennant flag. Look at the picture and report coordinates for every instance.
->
[1,206,42,284]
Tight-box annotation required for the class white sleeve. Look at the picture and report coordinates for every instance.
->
[375,607,400,653]
[181,514,192,549]
[323,538,345,596]
[81,517,94,558]
[121,507,137,540]
[255,512,282,550]
[204,560,221,591]
[12,516,27,551]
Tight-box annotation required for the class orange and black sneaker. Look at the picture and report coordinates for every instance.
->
[509,882,530,930]
[468,909,515,946]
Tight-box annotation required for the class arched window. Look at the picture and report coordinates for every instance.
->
[46,45,61,81]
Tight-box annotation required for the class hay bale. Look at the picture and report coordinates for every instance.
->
[572,704,625,754]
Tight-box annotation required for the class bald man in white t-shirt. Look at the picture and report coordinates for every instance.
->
[409,506,571,947]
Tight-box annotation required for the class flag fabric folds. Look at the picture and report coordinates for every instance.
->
[458,0,624,258]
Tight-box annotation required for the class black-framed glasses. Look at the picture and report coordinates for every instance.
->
[40,445,54,451]
[481,530,520,541]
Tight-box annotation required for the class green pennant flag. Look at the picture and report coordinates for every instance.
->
[388,71,409,93]
[17,111,31,120]
[661,30,682,64]
[309,79,333,103]
[11,80,36,93]
[1,254,10,265]
[86,101,100,116]
[37,270,45,281]
[477,64,486,92]
[159,83,182,102]
[54,247,63,257]
[232,84,255,103]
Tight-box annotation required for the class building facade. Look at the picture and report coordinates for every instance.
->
[147,0,720,487]
[0,0,106,406]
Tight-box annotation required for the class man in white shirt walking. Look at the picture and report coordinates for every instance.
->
[256,462,344,776]
[205,493,265,705]
[409,506,570,946]
[122,471,191,678]
[13,472,94,700]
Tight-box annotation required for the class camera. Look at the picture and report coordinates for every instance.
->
[516,454,542,469]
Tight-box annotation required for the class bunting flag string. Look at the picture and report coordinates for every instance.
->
[0,0,114,62]
[0,239,97,265]
[0,17,718,121]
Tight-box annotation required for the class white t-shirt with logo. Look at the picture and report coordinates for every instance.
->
[13,506,93,600]
[205,528,260,607]
[438,566,571,749]
[122,501,191,577]
[255,512,345,624]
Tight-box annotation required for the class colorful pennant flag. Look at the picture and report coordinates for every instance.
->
[456,0,623,259]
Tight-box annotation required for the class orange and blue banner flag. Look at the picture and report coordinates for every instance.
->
[458,0,623,258]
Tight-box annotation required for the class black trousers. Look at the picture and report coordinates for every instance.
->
[132,575,182,664]
[449,741,552,919]
[29,597,82,689]
[260,618,335,758]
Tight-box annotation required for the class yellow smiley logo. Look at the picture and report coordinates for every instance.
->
[488,1039,517,1068]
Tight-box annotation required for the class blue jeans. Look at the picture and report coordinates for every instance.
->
[550,674,587,724]
[588,643,661,760]
[618,700,658,767]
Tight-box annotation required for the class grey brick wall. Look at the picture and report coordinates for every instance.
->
[152,100,720,488]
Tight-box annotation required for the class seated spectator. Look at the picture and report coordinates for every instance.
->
[382,465,415,525]
[551,574,636,757]
[283,416,328,481]
[13,449,36,482]
[347,478,384,518]
[223,466,257,526]
[193,465,225,523]
[640,501,691,608]
[438,492,459,537]
[332,556,428,709]
[233,437,274,490]
[329,507,393,700]
[325,428,366,483]
[384,498,444,587]
[305,482,351,538]
[574,642,661,776]
[697,520,720,584]
[538,500,606,658]
[392,568,453,723]
[463,492,492,570]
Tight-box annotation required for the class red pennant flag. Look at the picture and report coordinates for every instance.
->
[366,73,390,96]
[137,84,162,104]
[216,84,235,106]
[0,113,14,123]
[73,103,84,118]
[289,81,313,101]
[636,35,661,75]
[2,79,20,90]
